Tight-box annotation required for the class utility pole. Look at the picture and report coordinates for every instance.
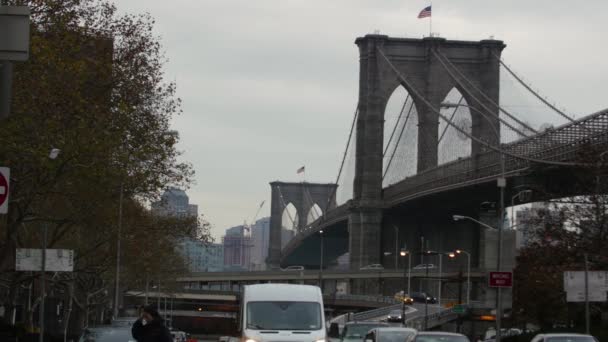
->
[424,259,429,331]
[584,253,590,334]
[457,268,463,333]
[39,223,48,342]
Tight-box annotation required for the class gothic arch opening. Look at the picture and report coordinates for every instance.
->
[383,86,419,187]
[306,203,323,225]
[281,203,298,248]
[438,88,472,165]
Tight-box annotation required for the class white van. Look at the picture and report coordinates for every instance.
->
[240,284,326,342]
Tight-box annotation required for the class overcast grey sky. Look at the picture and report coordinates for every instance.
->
[119,0,608,239]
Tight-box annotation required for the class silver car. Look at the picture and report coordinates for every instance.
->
[530,333,599,342]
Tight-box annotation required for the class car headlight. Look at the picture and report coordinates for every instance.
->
[315,339,326,342]
[245,338,258,342]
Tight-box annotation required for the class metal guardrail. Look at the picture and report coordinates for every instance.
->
[352,304,402,321]
[406,307,458,330]
[330,294,400,305]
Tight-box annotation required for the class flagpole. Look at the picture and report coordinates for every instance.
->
[429,2,433,37]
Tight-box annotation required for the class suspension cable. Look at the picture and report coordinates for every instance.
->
[433,50,535,136]
[383,100,415,179]
[494,53,577,123]
[321,104,359,217]
[438,96,464,144]
[376,47,585,167]
[304,187,321,220]
[384,94,411,156]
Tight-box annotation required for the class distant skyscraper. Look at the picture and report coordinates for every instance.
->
[151,188,214,272]
[250,217,270,270]
[151,188,198,218]
[515,202,556,247]
[222,225,252,271]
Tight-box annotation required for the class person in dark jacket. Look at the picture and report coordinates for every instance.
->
[132,305,173,342]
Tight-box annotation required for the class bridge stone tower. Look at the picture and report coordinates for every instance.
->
[350,35,506,269]
[267,181,338,268]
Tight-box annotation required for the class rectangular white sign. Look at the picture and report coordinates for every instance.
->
[564,271,608,292]
[15,248,74,272]
[566,290,607,302]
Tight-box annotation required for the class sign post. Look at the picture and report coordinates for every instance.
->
[489,271,513,288]
[0,167,9,214]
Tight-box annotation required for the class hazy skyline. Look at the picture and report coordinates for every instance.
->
[119,1,608,239]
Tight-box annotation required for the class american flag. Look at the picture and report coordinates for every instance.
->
[418,5,432,19]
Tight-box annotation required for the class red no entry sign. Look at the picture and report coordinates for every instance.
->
[0,167,10,214]
[489,271,513,288]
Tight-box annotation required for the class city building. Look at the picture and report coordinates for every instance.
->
[250,217,270,271]
[151,188,223,272]
[515,202,558,248]
[179,238,224,272]
[222,225,252,271]
[151,187,198,218]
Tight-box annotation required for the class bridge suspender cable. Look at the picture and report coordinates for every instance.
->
[277,185,297,230]
[438,96,464,144]
[320,104,359,221]
[433,50,535,137]
[384,94,411,156]
[493,53,577,124]
[383,99,415,179]
[376,47,584,167]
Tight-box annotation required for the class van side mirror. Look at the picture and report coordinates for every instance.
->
[328,323,340,338]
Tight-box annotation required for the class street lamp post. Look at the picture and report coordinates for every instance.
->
[399,246,410,325]
[443,102,506,342]
[453,215,503,339]
[455,249,471,305]
[39,148,60,342]
[114,182,124,320]
[319,230,324,290]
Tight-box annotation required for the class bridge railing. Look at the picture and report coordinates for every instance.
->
[328,294,400,305]
[385,108,608,204]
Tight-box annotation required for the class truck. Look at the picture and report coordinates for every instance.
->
[239,284,326,342]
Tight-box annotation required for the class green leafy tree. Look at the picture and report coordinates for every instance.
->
[0,0,206,329]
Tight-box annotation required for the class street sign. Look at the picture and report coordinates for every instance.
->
[564,271,608,292]
[0,167,9,214]
[0,6,31,61]
[489,271,513,288]
[15,248,74,272]
[566,290,607,302]
[563,271,608,302]
[452,304,468,314]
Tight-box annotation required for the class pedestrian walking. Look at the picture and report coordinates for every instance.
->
[132,305,173,342]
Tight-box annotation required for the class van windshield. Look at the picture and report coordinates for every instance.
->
[247,301,321,330]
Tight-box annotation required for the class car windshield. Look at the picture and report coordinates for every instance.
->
[379,331,416,342]
[415,334,469,342]
[79,328,134,342]
[343,324,385,338]
[247,301,321,330]
[546,337,597,342]
[389,310,401,315]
